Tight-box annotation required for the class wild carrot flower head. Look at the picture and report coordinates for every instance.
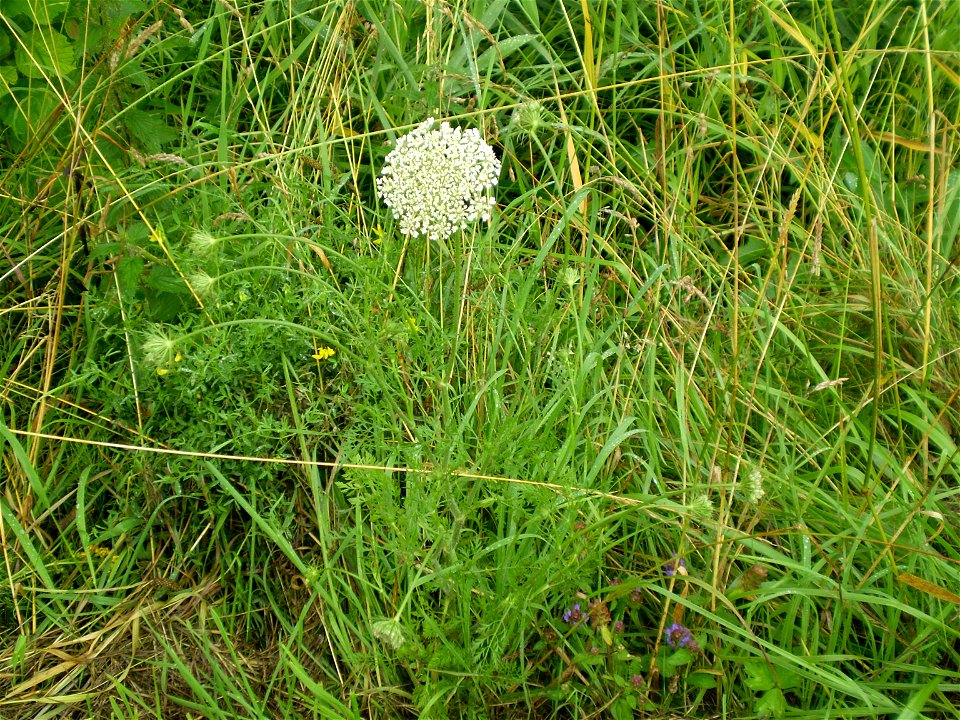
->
[376,117,501,241]
[742,467,765,504]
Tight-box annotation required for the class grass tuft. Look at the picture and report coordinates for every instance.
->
[1,1,959,718]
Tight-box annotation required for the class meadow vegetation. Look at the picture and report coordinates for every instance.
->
[1,0,959,717]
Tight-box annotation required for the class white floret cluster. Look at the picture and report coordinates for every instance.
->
[376,117,501,241]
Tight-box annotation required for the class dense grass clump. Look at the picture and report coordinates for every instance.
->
[2,1,959,718]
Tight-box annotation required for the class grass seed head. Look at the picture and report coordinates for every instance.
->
[187,270,217,298]
[189,229,221,257]
[141,326,180,368]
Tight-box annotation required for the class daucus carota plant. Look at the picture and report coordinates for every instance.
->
[376,117,501,241]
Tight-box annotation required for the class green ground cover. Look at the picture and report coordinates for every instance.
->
[1,1,959,717]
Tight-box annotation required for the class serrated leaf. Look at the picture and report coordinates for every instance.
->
[124,108,179,153]
[116,256,145,296]
[123,221,152,244]
[15,28,76,79]
[88,241,124,262]
[145,265,189,295]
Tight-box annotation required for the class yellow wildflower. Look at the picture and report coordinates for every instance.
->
[312,347,336,361]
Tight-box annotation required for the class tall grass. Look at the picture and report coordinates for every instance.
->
[1,1,959,718]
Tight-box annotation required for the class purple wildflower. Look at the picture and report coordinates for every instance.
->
[562,603,587,626]
[663,554,686,577]
[614,619,625,633]
[665,622,699,651]
[630,674,644,689]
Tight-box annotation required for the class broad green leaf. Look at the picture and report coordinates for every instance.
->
[15,28,76,79]
[755,688,787,719]
[0,0,70,24]
[665,647,695,671]
[123,108,179,152]
[145,265,189,295]
[29,0,71,24]
[687,670,719,689]
[144,290,189,322]
[116,255,145,296]
[0,65,16,96]
[1,86,59,142]
[609,696,636,720]
[0,0,32,19]
[744,661,776,692]
[777,667,801,690]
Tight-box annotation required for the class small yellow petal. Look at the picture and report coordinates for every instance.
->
[157,367,169,376]
[149,224,167,244]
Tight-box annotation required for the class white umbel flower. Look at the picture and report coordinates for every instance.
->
[741,468,765,504]
[376,117,501,241]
